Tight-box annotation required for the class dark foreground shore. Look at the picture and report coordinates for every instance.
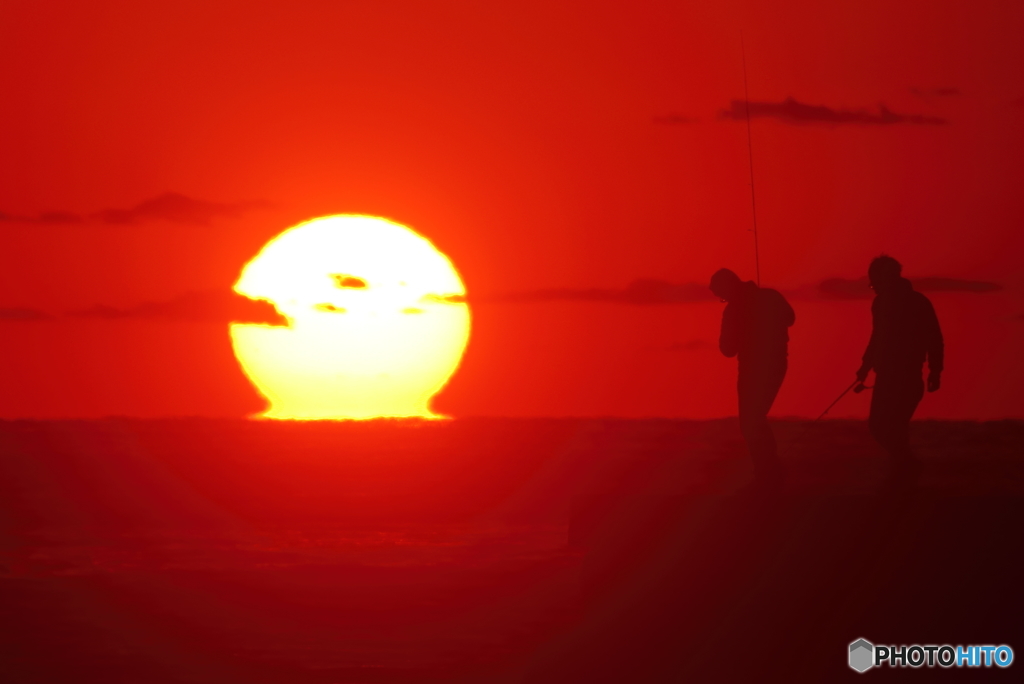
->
[1,418,1021,682]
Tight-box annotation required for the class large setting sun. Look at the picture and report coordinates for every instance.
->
[230,215,470,419]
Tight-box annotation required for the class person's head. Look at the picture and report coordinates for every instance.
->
[710,268,743,301]
[868,255,902,293]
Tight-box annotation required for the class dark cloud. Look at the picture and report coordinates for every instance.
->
[653,114,699,125]
[0,193,265,226]
[618,279,717,303]
[479,279,716,305]
[481,276,1001,305]
[39,211,85,224]
[814,276,1002,300]
[92,193,264,225]
[0,307,52,321]
[719,96,947,126]
[914,277,1004,293]
[15,276,1001,325]
[69,290,287,325]
[0,211,32,222]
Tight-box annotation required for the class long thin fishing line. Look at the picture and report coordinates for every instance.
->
[740,33,761,286]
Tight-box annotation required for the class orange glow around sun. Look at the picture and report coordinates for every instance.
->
[230,215,470,419]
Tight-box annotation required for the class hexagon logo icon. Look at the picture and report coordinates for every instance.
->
[849,638,874,673]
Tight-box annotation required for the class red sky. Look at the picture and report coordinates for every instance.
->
[1,0,1022,419]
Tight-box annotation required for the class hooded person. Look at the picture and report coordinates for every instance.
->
[710,268,795,484]
[856,256,943,473]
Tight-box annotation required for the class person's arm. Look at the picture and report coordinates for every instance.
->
[856,298,879,382]
[924,297,944,391]
[719,304,739,358]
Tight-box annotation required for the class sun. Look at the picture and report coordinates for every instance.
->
[230,215,470,419]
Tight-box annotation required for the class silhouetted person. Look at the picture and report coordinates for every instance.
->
[856,256,943,473]
[711,269,795,484]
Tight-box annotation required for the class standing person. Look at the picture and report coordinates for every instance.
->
[710,268,795,485]
[856,256,943,475]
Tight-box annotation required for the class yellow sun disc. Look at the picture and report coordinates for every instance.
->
[230,215,470,419]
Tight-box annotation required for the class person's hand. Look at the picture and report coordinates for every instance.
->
[855,365,870,384]
[927,371,941,392]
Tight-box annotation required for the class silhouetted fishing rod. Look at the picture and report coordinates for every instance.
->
[783,379,873,455]
[740,33,761,286]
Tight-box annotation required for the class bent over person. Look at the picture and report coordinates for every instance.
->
[856,256,943,473]
[711,268,795,484]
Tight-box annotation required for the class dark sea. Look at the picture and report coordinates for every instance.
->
[2,418,1022,682]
